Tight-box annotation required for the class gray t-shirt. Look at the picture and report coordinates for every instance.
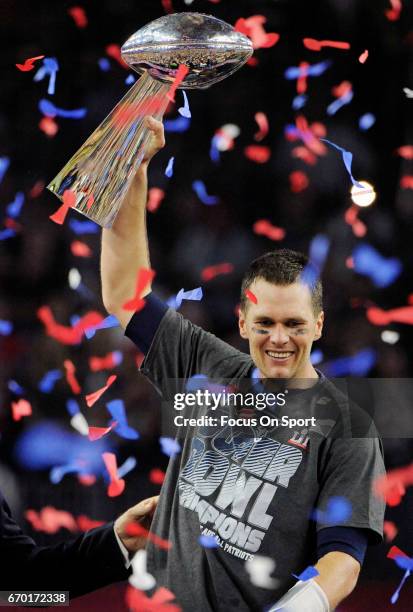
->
[126,308,385,612]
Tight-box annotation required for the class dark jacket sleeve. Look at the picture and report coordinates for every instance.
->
[0,493,130,598]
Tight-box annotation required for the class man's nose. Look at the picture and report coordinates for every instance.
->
[269,324,289,345]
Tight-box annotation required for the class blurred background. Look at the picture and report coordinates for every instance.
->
[0,0,412,609]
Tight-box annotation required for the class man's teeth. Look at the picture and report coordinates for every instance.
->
[266,351,293,359]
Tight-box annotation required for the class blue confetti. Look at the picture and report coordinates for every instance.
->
[117,456,137,478]
[352,243,402,288]
[192,180,219,205]
[50,463,83,484]
[107,399,140,440]
[39,99,87,119]
[0,320,13,335]
[0,157,10,183]
[359,113,376,131]
[167,287,203,309]
[322,348,376,376]
[159,437,181,457]
[391,569,411,604]
[164,116,191,133]
[38,370,62,393]
[394,556,413,572]
[66,399,80,416]
[327,90,353,116]
[84,314,119,339]
[33,57,59,95]
[292,94,308,110]
[178,90,191,118]
[320,138,364,188]
[98,58,111,71]
[69,219,99,234]
[284,60,331,80]
[310,349,323,365]
[199,534,219,548]
[165,157,175,178]
[293,566,319,582]
[0,229,16,241]
[6,192,25,218]
[8,380,24,395]
[309,234,330,269]
[314,496,352,525]
[125,74,135,85]
[209,135,221,163]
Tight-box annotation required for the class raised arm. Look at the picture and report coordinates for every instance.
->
[100,116,165,329]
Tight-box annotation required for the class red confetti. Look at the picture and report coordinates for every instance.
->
[201,263,234,282]
[77,515,104,530]
[161,0,174,13]
[289,170,309,193]
[25,507,78,534]
[85,375,117,408]
[123,268,156,312]
[125,521,172,551]
[296,61,310,94]
[387,545,409,561]
[234,16,279,50]
[68,6,88,28]
[374,464,413,506]
[167,64,189,103]
[254,112,269,141]
[385,0,402,21]
[400,175,413,189]
[39,116,58,137]
[106,44,129,69]
[303,38,350,51]
[396,146,413,159]
[16,55,45,72]
[89,352,120,371]
[358,49,369,63]
[4,218,22,232]
[77,474,97,486]
[244,289,258,304]
[244,145,271,163]
[126,585,181,612]
[291,146,318,166]
[49,189,76,225]
[383,521,398,542]
[367,305,413,326]
[253,219,285,241]
[332,80,352,98]
[344,205,367,237]
[11,399,32,421]
[29,180,45,198]
[71,240,92,257]
[63,359,81,395]
[88,421,118,441]
[102,452,125,497]
[147,187,165,212]
[149,468,166,485]
[86,193,94,209]
[37,307,104,345]
[294,115,327,156]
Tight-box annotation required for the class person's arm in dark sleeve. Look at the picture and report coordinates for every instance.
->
[125,292,168,354]
[317,526,368,566]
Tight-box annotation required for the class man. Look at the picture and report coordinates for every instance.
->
[100,118,385,611]
[0,489,158,598]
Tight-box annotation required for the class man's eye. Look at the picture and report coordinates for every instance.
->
[257,320,271,326]
[287,321,301,327]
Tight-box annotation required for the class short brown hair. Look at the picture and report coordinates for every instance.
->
[240,249,323,314]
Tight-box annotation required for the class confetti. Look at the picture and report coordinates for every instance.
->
[85,374,117,407]
[167,287,203,309]
[117,456,137,479]
[164,116,191,133]
[16,55,45,72]
[68,6,88,28]
[245,555,278,589]
[98,58,110,71]
[313,496,352,524]
[25,507,78,534]
[403,87,413,99]
[37,306,104,344]
[167,64,189,103]
[70,412,89,436]
[11,399,32,421]
[303,38,350,51]
[107,399,140,440]
[125,520,172,551]
[293,566,319,581]
[102,451,125,497]
[130,550,156,591]
[201,263,234,282]
[359,49,369,63]
[125,74,135,85]
[0,229,16,241]
[84,314,119,339]
[38,369,62,393]
[178,90,191,118]
[291,146,317,165]
[159,437,181,457]
[89,351,123,371]
[359,113,376,130]
[192,180,219,205]
[6,192,24,218]
[374,463,413,505]
[88,421,118,441]
[33,57,59,95]
[161,0,174,13]
[49,189,76,225]
[63,359,81,394]
[39,116,58,137]
[254,112,269,141]
[396,146,413,159]
[352,243,402,288]
[147,187,165,213]
[126,585,180,612]
[320,138,364,188]
[253,219,285,241]
[290,170,309,193]
[344,205,367,237]
[71,240,92,257]
[106,44,129,69]
[8,380,24,394]
[284,60,331,89]
[322,348,376,376]
[199,534,219,549]
[401,175,413,189]
[149,468,166,485]
[244,145,271,163]
[0,156,10,183]
[0,320,13,335]
[39,99,87,119]
[385,0,402,21]
[327,89,353,115]
[234,16,279,50]
[383,521,398,542]
[165,156,175,178]
[122,268,156,312]
[245,289,258,304]
[292,94,307,110]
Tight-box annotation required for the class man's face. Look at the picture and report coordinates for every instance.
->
[239,279,324,380]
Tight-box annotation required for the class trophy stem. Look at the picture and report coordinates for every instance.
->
[47,71,171,228]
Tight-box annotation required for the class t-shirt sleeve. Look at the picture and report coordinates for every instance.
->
[126,300,252,397]
[315,437,386,544]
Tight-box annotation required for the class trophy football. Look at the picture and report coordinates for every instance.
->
[47,13,253,227]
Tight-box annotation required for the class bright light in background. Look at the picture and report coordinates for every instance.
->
[351,180,376,207]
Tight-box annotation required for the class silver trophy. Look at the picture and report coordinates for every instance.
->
[47,13,253,227]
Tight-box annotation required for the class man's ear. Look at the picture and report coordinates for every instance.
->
[314,311,324,340]
[238,308,249,340]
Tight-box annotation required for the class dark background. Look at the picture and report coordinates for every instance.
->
[0,0,412,609]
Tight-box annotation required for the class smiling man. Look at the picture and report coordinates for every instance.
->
[100,118,385,612]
